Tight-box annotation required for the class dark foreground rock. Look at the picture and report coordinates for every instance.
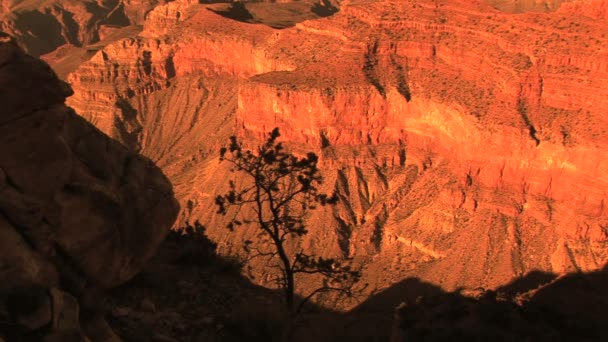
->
[0,32,179,341]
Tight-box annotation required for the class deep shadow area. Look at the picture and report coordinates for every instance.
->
[105,223,337,342]
[311,0,339,17]
[14,10,66,56]
[101,222,608,342]
[344,267,608,341]
[4,216,606,341]
[209,1,254,23]
[208,0,340,29]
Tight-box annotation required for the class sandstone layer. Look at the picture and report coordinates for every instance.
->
[64,0,608,301]
[0,34,178,339]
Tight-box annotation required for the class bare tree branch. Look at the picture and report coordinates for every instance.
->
[216,128,360,314]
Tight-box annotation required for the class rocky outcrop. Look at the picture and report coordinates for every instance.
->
[64,0,608,302]
[0,34,178,340]
[122,0,166,24]
[143,0,189,35]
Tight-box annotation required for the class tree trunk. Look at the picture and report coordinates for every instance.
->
[275,238,295,313]
[285,268,295,312]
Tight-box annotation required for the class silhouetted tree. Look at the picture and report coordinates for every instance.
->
[215,128,360,313]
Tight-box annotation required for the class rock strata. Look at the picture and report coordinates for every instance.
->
[64,0,608,301]
[0,0,164,56]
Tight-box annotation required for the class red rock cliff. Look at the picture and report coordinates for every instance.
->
[64,0,608,298]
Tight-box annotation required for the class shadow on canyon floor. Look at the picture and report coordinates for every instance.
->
[103,226,608,342]
[2,221,607,341]
[104,224,334,342]
[343,267,608,341]
[208,0,338,29]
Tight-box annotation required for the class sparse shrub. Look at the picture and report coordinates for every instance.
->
[216,128,361,314]
[166,221,245,276]
[168,221,218,266]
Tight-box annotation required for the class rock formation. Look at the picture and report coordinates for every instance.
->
[0,33,178,340]
[0,0,166,57]
[60,0,608,302]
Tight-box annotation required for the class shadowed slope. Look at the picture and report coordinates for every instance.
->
[345,266,608,341]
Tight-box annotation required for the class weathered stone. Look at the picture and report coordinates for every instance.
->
[151,333,179,342]
[140,298,157,313]
[4,285,52,331]
[111,307,132,318]
[79,287,107,318]
[49,288,80,333]
[82,316,123,342]
[0,216,59,294]
[0,38,179,290]
[14,290,52,331]
[0,33,178,342]
[43,331,92,342]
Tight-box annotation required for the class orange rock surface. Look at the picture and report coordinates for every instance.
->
[558,0,608,18]
[61,0,608,299]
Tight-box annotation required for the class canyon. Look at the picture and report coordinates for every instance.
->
[0,0,168,56]
[4,0,608,309]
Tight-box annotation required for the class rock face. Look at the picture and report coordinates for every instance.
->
[0,0,164,57]
[484,0,572,12]
[0,33,178,339]
[64,0,608,300]
[489,0,608,17]
[557,0,608,18]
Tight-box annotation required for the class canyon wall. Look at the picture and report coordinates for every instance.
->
[0,0,164,56]
[64,0,608,299]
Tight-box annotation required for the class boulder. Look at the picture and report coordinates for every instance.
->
[49,288,81,334]
[6,286,52,331]
[82,315,123,342]
[0,34,179,338]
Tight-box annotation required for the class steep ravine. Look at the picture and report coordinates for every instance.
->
[64,0,608,300]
